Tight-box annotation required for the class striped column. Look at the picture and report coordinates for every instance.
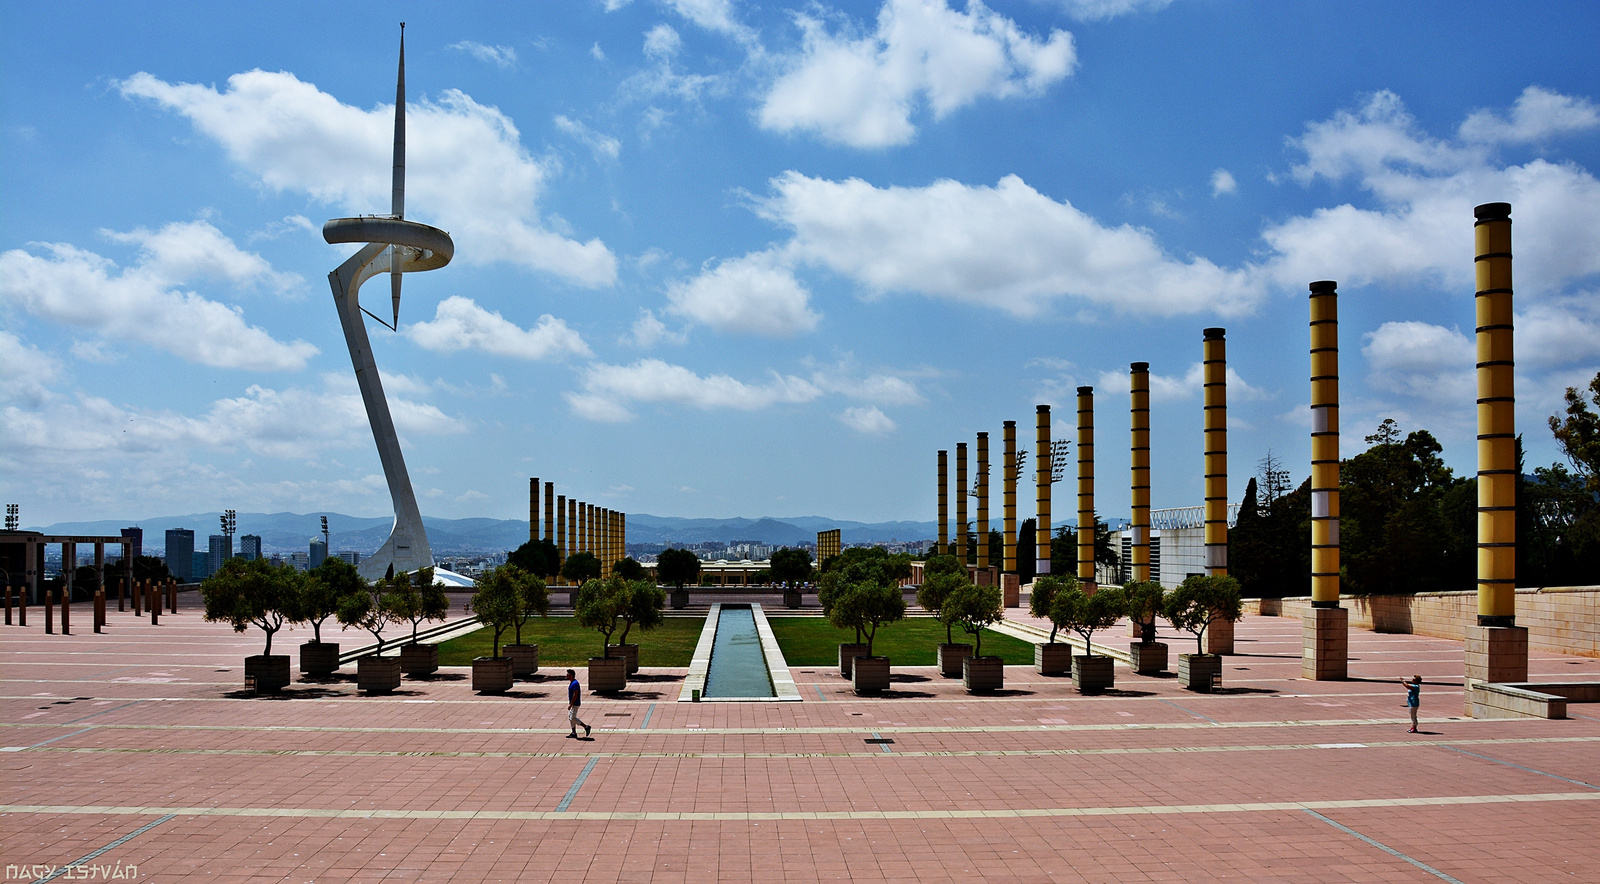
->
[1130,363,1151,583]
[1077,386,1096,591]
[937,450,949,556]
[976,432,990,571]
[530,478,540,542]
[544,483,555,552]
[1203,327,1232,655]
[956,442,969,566]
[567,499,577,571]
[1305,281,1348,680]
[1035,405,1051,578]
[1003,422,1017,574]
[556,494,567,579]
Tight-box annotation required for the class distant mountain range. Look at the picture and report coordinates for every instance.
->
[29,511,942,556]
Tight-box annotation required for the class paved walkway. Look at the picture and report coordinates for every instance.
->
[3,596,1598,883]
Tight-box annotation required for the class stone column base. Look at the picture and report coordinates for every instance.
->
[1464,624,1529,716]
[1301,606,1347,680]
[1000,573,1020,608]
[1205,617,1234,655]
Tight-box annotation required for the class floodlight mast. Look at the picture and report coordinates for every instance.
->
[322,24,453,582]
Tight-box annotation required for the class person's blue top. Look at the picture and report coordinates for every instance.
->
[1406,683,1420,707]
[569,678,581,705]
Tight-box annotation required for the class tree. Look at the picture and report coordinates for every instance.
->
[303,556,364,643]
[613,557,646,581]
[769,547,814,589]
[132,555,170,583]
[504,565,549,646]
[941,582,1004,657]
[1231,472,1312,599]
[469,566,523,659]
[384,568,450,645]
[616,579,666,646]
[1049,519,1120,580]
[1056,584,1125,658]
[657,548,701,590]
[817,570,858,643]
[574,577,626,655]
[1549,372,1600,492]
[338,571,402,655]
[826,582,906,658]
[1163,574,1243,656]
[1124,580,1165,644]
[561,551,601,584]
[917,570,970,644]
[1016,518,1037,583]
[922,553,963,579]
[1341,421,1471,594]
[508,539,555,579]
[1027,575,1079,643]
[201,558,303,656]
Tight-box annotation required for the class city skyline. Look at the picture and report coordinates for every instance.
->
[3,2,1598,527]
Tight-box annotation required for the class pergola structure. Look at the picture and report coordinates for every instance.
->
[1,529,135,624]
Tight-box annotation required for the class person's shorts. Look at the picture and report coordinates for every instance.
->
[568,707,580,721]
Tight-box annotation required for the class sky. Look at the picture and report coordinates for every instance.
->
[3,0,1598,531]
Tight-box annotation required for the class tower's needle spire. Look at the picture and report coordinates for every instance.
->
[391,22,406,328]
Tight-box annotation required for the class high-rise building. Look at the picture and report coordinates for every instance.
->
[240,534,263,561]
[337,550,361,567]
[192,551,208,580]
[121,527,143,558]
[165,529,195,581]
[208,534,231,578]
[310,537,328,567]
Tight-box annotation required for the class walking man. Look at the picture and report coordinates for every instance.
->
[1400,675,1421,733]
[567,668,591,739]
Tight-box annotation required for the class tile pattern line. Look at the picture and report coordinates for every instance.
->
[555,757,598,812]
[1158,699,1220,724]
[1303,809,1466,884]
[29,813,176,884]
[27,726,94,749]
[1438,744,1599,790]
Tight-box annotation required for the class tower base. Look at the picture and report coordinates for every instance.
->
[1206,617,1234,655]
[1001,573,1019,608]
[1464,624,1529,716]
[1301,606,1348,680]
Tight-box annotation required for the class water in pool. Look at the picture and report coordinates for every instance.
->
[703,606,775,698]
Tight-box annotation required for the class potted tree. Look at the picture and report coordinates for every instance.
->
[1059,584,1126,694]
[829,582,906,694]
[501,565,549,678]
[467,566,518,693]
[1028,575,1078,675]
[387,568,450,677]
[944,582,1005,692]
[612,579,665,674]
[818,571,866,677]
[1124,580,1168,675]
[201,558,302,692]
[1164,575,1243,692]
[917,556,971,677]
[657,548,700,610]
[770,547,813,609]
[613,557,646,581]
[338,572,403,694]
[298,557,360,677]
[574,577,627,692]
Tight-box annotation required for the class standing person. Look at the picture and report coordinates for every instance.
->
[1400,675,1421,733]
[567,669,591,739]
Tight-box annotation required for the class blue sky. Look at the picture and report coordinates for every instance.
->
[3,0,1598,529]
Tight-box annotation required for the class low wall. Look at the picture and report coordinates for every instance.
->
[1246,586,1599,659]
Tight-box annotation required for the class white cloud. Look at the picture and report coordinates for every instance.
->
[666,250,821,336]
[1459,86,1600,144]
[807,357,924,405]
[0,330,62,408]
[590,42,607,62]
[118,70,617,287]
[565,358,822,421]
[838,405,896,434]
[553,115,621,159]
[754,171,1259,317]
[1095,361,1268,403]
[0,222,318,371]
[1362,321,1475,400]
[1054,0,1173,21]
[404,296,591,360]
[448,41,518,69]
[1518,295,1600,367]
[623,25,721,103]
[1210,168,1237,197]
[663,0,757,43]
[758,0,1076,148]
[644,23,684,59]
[622,309,689,347]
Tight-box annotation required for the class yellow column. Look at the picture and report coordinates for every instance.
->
[976,432,990,571]
[1077,386,1095,591]
[1036,405,1051,577]
[1476,202,1516,626]
[937,450,949,556]
[1003,421,1017,574]
[556,494,567,580]
[1130,362,1151,583]
[567,499,577,575]
[619,512,626,563]
[1310,283,1341,606]
[530,478,539,542]
[544,483,555,551]
[600,508,610,577]
[956,442,968,565]
[1203,328,1228,577]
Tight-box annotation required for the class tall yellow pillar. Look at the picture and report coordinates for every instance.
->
[544,482,555,551]
[556,494,567,580]
[567,499,577,571]
[1203,328,1233,654]
[1002,420,1019,606]
[956,442,969,566]
[976,432,990,571]
[530,477,540,542]
[1077,386,1096,591]
[1036,405,1051,578]
[600,508,610,577]
[937,450,949,556]
[1466,201,1528,710]
[619,512,626,564]
[1130,363,1151,584]
[1305,281,1348,680]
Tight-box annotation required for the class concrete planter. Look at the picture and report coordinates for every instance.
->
[505,643,539,677]
[963,656,1004,693]
[244,655,291,693]
[783,589,803,609]
[588,655,627,693]
[838,643,869,678]
[1129,641,1168,675]
[937,643,973,678]
[671,589,691,609]
[357,655,403,694]
[852,656,891,694]
[298,641,340,676]
[1179,653,1222,692]
[1035,642,1072,676]
[1073,655,1115,694]
[471,656,514,694]
[399,642,439,677]
[610,643,640,674]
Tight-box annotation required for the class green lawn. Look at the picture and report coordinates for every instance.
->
[767,617,1036,665]
[438,617,705,667]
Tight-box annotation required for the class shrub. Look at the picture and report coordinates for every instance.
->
[201,558,303,656]
[941,582,1004,657]
[1028,575,1080,643]
[1163,574,1244,655]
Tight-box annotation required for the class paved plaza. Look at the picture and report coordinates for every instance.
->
[3,596,1598,883]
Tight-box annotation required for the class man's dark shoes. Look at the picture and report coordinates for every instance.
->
[584,724,592,737]
[567,732,577,738]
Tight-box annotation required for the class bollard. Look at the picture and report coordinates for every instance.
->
[4,582,11,625]
[94,589,105,633]
[62,584,71,635]
[150,582,159,625]
[133,578,142,616]
[46,587,54,634]
[168,578,177,613]
[118,572,125,612]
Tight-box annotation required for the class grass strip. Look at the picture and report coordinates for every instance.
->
[768,617,1037,666]
[438,616,705,667]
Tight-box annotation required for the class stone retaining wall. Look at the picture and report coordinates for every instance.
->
[1245,586,1598,659]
